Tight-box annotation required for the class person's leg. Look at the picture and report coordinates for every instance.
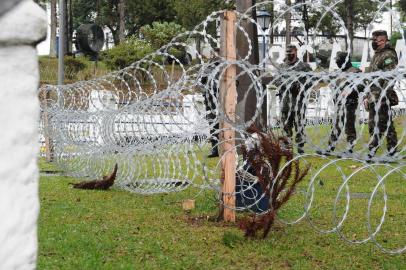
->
[204,89,219,157]
[295,101,306,154]
[328,104,344,152]
[368,104,379,157]
[387,120,398,155]
[209,121,220,157]
[281,101,294,139]
[344,103,357,152]
[383,106,398,155]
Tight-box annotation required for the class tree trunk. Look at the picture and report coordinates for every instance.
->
[302,2,309,43]
[285,0,291,46]
[345,0,354,53]
[68,0,73,54]
[270,3,274,44]
[235,0,261,127]
[118,0,125,43]
[50,0,57,57]
[110,27,119,46]
[62,0,69,55]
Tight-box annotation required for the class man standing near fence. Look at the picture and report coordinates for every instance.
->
[276,44,312,154]
[365,30,399,159]
[321,52,362,156]
[201,48,221,158]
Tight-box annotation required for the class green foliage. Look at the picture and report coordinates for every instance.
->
[102,37,154,70]
[125,0,177,35]
[141,22,186,50]
[71,0,95,30]
[350,0,381,34]
[222,231,243,248]
[71,0,230,46]
[39,56,88,81]
[400,0,406,14]
[306,0,381,36]
[168,47,185,60]
[38,56,110,84]
[72,0,177,44]
[64,56,87,79]
[390,30,405,47]
[37,140,406,269]
[172,0,232,30]
[395,0,406,21]
[307,10,341,36]
[72,0,127,44]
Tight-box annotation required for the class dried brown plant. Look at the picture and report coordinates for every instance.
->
[238,126,310,238]
[69,164,118,190]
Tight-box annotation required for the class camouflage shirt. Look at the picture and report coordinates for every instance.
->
[366,44,398,100]
[368,44,398,72]
[334,66,362,105]
[276,59,312,97]
[279,59,312,72]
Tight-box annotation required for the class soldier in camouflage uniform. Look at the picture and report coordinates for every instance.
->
[277,45,312,154]
[366,30,398,157]
[201,49,221,157]
[324,52,362,155]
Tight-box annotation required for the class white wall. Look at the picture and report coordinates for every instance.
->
[0,1,46,268]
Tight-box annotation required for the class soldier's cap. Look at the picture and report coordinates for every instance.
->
[286,44,297,54]
[372,30,388,38]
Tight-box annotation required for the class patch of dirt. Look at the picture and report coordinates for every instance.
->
[181,215,210,227]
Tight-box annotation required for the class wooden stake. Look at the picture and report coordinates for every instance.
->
[220,11,237,222]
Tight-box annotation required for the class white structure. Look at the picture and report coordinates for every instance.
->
[0,0,46,269]
[61,92,209,147]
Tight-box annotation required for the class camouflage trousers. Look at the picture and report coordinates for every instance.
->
[368,103,398,154]
[280,100,306,150]
[203,90,219,154]
[329,103,357,148]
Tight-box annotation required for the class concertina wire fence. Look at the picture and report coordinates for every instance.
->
[39,0,406,253]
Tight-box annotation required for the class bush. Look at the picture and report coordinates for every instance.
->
[39,56,88,82]
[141,22,193,65]
[102,37,154,70]
[38,56,110,84]
[390,30,405,48]
[141,22,186,49]
[64,56,87,79]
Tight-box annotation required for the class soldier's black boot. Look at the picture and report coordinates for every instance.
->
[297,144,305,155]
[342,141,355,156]
[316,145,334,156]
[325,145,335,156]
[366,148,376,163]
[388,147,398,158]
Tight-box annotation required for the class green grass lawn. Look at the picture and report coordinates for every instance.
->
[38,155,406,270]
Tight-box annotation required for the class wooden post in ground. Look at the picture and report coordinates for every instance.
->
[220,11,237,222]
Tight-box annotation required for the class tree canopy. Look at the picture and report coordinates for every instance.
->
[70,0,231,45]
[306,0,381,37]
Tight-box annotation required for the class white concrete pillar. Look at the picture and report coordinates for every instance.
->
[0,1,46,269]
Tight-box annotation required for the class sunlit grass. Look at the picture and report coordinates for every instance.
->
[38,148,406,269]
[37,114,406,269]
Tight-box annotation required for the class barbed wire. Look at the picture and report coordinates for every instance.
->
[39,0,406,253]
